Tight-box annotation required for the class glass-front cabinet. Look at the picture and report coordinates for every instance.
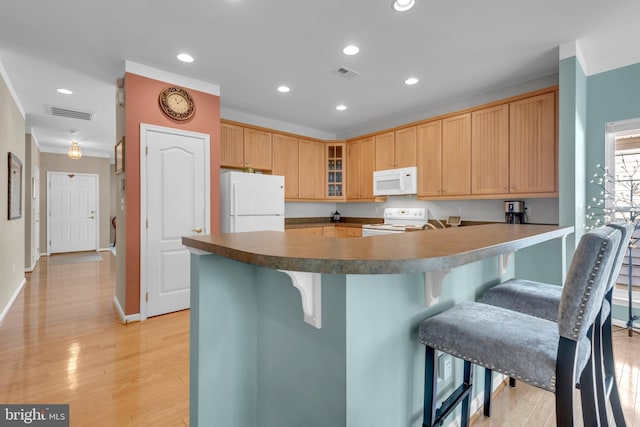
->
[326,143,346,199]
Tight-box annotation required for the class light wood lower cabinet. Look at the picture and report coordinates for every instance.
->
[286,227,324,236]
[287,226,358,238]
[346,227,362,238]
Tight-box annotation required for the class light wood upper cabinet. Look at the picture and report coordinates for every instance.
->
[326,143,345,199]
[243,128,272,170]
[375,129,416,170]
[471,104,509,195]
[375,132,395,170]
[346,140,361,199]
[441,113,471,196]
[220,123,272,171]
[298,139,325,199]
[347,137,376,200]
[272,133,299,199]
[416,121,442,197]
[394,126,417,168]
[220,123,244,168]
[509,92,556,193]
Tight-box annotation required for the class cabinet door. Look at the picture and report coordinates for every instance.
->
[375,132,395,170]
[323,226,337,237]
[471,104,509,194]
[441,113,471,196]
[272,133,299,199]
[416,121,442,197]
[346,141,361,199]
[244,128,272,171]
[360,137,376,199]
[326,143,345,199]
[395,126,417,168]
[299,139,325,199]
[346,228,362,238]
[220,123,244,168]
[313,141,326,199]
[509,92,556,193]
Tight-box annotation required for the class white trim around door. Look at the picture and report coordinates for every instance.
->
[47,171,99,254]
[139,124,211,320]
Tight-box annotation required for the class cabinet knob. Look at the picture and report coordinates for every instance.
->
[192,227,203,233]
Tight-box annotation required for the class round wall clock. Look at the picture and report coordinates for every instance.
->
[159,86,195,121]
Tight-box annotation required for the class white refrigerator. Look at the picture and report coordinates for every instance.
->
[220,171,285,232]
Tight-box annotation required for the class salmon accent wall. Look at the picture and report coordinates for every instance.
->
[124,72,220,315]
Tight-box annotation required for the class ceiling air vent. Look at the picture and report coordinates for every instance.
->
[46,105,95,121]
[334,66,360,79]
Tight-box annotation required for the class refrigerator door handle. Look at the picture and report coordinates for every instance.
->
[231,181,237,215]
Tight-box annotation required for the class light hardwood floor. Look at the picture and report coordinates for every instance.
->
[0,253,189,426]
[1,252,638,426]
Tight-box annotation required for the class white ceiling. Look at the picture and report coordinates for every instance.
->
[1,0,639,159]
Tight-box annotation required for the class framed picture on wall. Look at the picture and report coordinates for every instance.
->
[8,152,22,220]
[115,137,125,174]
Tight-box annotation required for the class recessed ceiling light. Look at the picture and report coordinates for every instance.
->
[343,45,360,56]
[336,105,347,111]
[56,88,73,95]
[404,77,419,85]
[177,53,194,63]
[277,85,290,93]
[392,0,415,12]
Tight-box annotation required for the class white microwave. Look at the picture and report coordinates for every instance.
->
[373,166,418,196]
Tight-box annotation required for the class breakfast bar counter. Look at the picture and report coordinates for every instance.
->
[183,224,573,427]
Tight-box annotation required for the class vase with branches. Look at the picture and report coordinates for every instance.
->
[587,157,640,336]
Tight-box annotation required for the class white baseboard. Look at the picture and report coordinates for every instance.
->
[0,277,26,327]
[98,247,111,252]
[113,296,140,324]
[612,318,640,332]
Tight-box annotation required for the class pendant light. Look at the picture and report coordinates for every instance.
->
[68,141,82,160]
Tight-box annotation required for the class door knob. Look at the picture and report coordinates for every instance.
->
[88,216,95,219]
[192,227,203,233]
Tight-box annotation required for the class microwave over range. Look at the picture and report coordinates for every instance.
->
[373,166,418,196]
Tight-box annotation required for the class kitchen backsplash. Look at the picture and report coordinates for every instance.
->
[285,197,560,224]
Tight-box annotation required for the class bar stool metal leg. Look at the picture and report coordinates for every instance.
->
[423,347,437,427]
[484,369,492,417]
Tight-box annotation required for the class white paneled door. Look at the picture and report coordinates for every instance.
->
[141,124,210,318]
[48,172,98,254]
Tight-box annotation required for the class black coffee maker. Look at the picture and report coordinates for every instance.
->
[504,201,526,224]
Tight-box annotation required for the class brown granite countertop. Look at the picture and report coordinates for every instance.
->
[183,224,573,275]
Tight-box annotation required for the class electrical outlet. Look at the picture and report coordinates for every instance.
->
[438,353,453,381]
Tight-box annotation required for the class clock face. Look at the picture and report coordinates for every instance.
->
[159,87,195,120]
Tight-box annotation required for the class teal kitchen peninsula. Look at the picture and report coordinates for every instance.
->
[183,224,573,427]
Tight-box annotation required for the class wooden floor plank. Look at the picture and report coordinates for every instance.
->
[1,253,639,426]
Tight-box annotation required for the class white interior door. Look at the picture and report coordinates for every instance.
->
[141,124,210,318]
[48,172,98,254]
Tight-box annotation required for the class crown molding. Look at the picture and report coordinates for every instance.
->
[0,59,26,119]
[124,61,220,96]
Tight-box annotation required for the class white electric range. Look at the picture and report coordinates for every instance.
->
[361,208,428,237]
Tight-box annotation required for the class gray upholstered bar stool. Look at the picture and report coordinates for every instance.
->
[480,222,632,426]
[419,226,621,427]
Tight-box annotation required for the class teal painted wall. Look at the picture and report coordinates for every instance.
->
[585,62,640,320]
[191,252,514,427]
